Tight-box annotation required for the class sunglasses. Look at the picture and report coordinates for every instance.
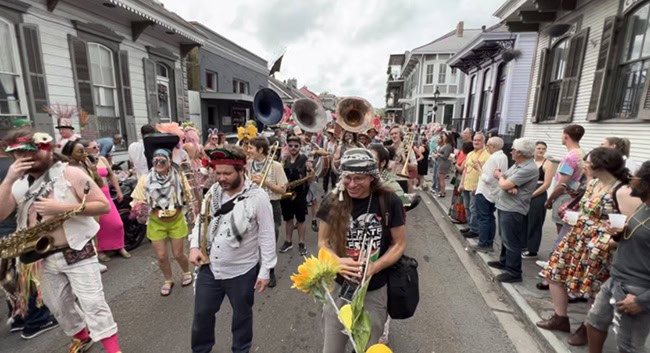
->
[288,144,300,148]
[153,159,168,166]
[90,146,98,150]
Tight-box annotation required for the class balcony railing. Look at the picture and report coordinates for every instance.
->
[450,117,474,132]
[96,116,126,151]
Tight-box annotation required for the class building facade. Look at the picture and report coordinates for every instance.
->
[396,22,483,127]
[189,22,268,135]
[384,54,405,124]
[495,0,650,162]
[0,0,204,151]
[448,25,537,137]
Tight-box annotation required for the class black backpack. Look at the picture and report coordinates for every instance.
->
[378,192,420,320]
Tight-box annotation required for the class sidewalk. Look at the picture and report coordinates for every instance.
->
[422,183,650,353]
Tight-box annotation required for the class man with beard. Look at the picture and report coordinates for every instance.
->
[0,130,122,353]
[586,161,650,353]
[279,135,312,255]
[189,145,276,353]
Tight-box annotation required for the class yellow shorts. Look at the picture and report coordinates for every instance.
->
[146,213,189,241]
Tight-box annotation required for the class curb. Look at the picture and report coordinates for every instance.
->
[421,190,572,353]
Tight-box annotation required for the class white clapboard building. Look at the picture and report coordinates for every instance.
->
[0,0,205,151]
[495,0,650,162]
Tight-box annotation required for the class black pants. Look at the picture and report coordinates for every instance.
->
[191,264,259,353]
[322,170,338,192]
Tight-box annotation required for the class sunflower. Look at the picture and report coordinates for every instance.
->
[338,304,353,331]
[365,344,393,353]
[290,248,339,296]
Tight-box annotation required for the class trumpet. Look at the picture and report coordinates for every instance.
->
[258,141,280,188]
[396,132,416,178]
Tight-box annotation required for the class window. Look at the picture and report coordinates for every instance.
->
[438,63,447,83]
[0,18,27,117]
[425,64,434,84]
[477,69,491,130]
[206,71,217,91]
[233,79,249,94]
[543,38,569,121]
[450,67,458,84]
[156,62,171,120]
[466,75,477,118]
[88,43,118,117]
[613,3,650,119]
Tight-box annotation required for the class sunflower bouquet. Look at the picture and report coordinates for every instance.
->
[291,248,392,353]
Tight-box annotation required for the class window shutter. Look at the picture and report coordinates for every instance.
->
[531,48,550,122]
[174,67,184,120]
[118,50,137,144]
[68,35,95,115]
[587,17,620,121]
[555,28,589,123]
[17,24,52,135]
[143,58,159,125]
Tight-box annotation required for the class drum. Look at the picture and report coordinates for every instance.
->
[314,155,331,178]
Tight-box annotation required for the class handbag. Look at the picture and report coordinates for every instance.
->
[557,188,585,220]
[378,192,420,320]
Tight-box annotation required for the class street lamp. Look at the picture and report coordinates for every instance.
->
[432,88,440,123]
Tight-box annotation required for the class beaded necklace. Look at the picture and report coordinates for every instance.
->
[624,204,650,240]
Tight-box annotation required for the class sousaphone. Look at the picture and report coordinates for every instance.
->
[253,88,284,127]
[335,97,373,133]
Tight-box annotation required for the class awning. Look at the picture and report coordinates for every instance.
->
[200,92,254,102]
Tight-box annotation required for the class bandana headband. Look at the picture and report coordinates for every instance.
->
[5,133,53,152]
[207,148,245,166]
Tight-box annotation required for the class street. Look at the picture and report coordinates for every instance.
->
[0,194,533,353]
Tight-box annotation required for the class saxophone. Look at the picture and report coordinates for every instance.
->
[281,172,315,200]
[0,182,90,260]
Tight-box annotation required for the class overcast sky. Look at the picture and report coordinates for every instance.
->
[163,0,506,108]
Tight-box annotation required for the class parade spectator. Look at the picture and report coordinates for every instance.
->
[434,132,453,197]
[586,161,650,353]
[522,141,556,259]
[128,124,156,179]
[449,142,474,224]
[317,148,405,353]
[459,133,490,238]
[462,128,473,144]
[538,148,641,346]
[472,137,508,253]
[429,127,441,193]
[488,138,538,283]
[601,136,641,174]
[415,138,429,190]
[96,134,122,159]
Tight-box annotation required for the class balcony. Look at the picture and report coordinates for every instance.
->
[450,117,474,132]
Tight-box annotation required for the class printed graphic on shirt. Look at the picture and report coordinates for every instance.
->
[346,213,383,262]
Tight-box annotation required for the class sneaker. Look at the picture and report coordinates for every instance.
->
[278,241,293,253]
[463,231,479,239]
[535,260,548,269]
[487,261,505,270]
[68,337,93,353]
[268,272,277,288]
[521,251,538,259]
[20,319,59,340]
[460,228,471,234]
[298,243,307,256]
[472,244,494,253]
[311,220,319,232]
[98,263,108,273]
[496,273,522,283]
[9,318,25,333]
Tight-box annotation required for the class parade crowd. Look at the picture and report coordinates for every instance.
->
[0,105,649,353]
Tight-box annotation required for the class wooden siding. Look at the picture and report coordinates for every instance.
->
[501,32,537,133]
[523,0,650,162]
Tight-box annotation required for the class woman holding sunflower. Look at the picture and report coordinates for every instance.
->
[316,148,406,353]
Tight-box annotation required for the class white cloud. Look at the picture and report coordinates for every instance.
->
[163,0,505,107]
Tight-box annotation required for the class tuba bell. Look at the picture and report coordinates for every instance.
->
[335,97,373,133]
[253,88,284,127]
[292,98,329,133]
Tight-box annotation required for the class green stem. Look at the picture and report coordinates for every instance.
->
[323,280,361,353]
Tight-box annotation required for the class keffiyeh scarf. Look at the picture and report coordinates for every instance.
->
[145,167,183,210]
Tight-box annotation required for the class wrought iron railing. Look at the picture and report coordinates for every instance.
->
[96,116,126,151]
[449,117,474,132]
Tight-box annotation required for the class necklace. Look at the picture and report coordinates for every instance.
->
[624,205,650,240]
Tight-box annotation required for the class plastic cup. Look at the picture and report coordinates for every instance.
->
[609,214,628,229]
[565,211,580,226]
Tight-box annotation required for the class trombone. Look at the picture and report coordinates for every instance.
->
[396,132,416,178]
[258,141,280,188]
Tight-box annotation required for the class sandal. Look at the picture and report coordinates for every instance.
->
[160,281,174,296]
[536,282,549,291]
[181,272,193,287]
[118,249,131,259]
[97,252,111,262]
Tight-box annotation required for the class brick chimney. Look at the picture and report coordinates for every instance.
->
[456,21,464,37]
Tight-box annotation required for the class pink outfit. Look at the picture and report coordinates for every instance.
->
[96,167,124,251]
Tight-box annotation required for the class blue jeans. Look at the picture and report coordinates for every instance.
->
[462,190,479,233]
[431,159,439,192]
[475,193,496,247]
[498,210,525,278]
[192,264,258,353]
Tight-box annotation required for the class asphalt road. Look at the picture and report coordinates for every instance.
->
[0,196,521,353]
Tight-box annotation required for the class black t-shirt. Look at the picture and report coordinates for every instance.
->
[284,154,308,194]
[0,157,17,236]
[317,190,405,290]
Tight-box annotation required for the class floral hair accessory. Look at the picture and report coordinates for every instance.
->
[5,133,54,152]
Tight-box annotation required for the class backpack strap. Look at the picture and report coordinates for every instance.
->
[378,190,390,228]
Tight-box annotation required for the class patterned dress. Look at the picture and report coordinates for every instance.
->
[543,179,621,298]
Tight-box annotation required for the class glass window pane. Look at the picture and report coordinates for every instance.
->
[0,74,20,115]
[100,47,114,87]
[0,21,15,73]
[551,39,569,81]
[624,3,650,62]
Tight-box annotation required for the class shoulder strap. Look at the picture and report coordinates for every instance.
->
[377,191,390,228]
[611,182,626,212]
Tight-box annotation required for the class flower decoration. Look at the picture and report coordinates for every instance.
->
[130,203,150,224]
[236,121,258,142]
[290,248,339,300]
[366,344,393,353]
[338,304,353,331]
[33,133,53,145]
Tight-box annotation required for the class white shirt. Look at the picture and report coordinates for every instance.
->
[475,150,509,203]
[128,141,148,179]
[189,180,277,280]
